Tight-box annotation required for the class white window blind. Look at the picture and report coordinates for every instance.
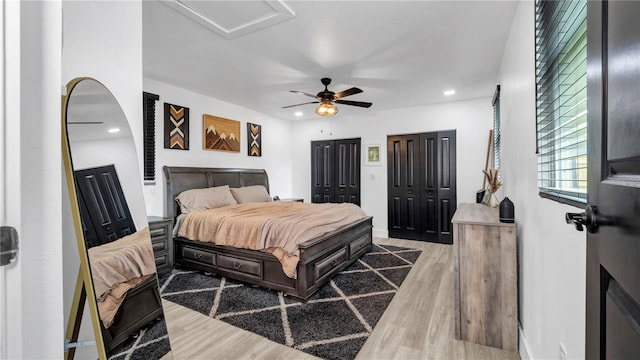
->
[535,0,587,205]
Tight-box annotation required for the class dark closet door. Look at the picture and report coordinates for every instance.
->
[75,164,136,248]
[334,138,361,205]
[436,130,456,244]
[388,134,421,240]
[419,133,438,242]
[311,140,334,203]
[389,131,456,243]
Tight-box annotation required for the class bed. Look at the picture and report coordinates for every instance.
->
[163,166,373,300]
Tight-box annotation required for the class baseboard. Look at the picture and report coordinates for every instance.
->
[373,229,388,239]
[519,325,532,360]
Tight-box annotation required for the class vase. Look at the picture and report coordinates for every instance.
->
[488,192,500,207]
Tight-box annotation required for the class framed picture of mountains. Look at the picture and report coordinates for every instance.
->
[202,114,241,153]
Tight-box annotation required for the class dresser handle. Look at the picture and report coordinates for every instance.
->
[193,253,202,260]
[331,259,339,266]
[234,262,243,270]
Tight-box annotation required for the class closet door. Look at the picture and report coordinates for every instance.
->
[311,140,334,203]
[387,134,421,240]
[74,164,136,248]
[334,138,361,205]
[389,131,456,243]
[420,133,438,242]
[436,130,456,244]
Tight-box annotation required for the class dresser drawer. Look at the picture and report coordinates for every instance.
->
[217,254,262,277]
[314,247,347,281]
[182,246,216,266]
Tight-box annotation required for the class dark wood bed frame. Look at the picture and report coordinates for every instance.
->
[163,166,373,300]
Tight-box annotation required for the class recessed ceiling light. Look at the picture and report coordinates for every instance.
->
[444,89,456,96]
[108,128,120,133]
[294,111,303,117]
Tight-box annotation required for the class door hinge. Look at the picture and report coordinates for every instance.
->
[0,226,19,266]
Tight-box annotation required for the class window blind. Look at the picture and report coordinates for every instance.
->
[143,92,159,183]
[492,85,501,172]
[535,0,587,204]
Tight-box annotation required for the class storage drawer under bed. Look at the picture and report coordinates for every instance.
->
[182,246,216,266]
[217,254,262,277]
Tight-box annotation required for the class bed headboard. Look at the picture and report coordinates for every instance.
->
[163,166,270,221]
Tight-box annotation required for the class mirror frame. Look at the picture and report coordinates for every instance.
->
[62,77,108,360]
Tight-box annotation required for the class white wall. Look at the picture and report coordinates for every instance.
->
[291,98,493,237]
[3,1,63,358]
[498,2,586,359]
[142,78,294,217]
[61,1,143,358]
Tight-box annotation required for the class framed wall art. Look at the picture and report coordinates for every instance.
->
[247,122,262,157]
[364,144,382,165]
[164,103,189,150]
[202,114,241,153]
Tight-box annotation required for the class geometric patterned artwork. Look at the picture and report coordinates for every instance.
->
[247,122,262,157]
[164,103,189,150]
[203,114,241,153]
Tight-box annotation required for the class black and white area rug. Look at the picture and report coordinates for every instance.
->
[108,317,171,360]
[160,244,421,360]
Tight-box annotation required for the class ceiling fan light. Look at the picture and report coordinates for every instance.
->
[315,101,338,117]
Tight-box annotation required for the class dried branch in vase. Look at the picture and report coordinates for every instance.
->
[483,168,502,193]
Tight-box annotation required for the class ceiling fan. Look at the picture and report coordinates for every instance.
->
[283,78,372,116]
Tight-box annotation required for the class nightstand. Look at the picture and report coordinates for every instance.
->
[147,216,173,278]
[279,198,303,202]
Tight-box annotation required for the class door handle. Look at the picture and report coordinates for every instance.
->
[565,205,612,233]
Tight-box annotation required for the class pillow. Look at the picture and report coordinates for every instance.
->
[230,185,272,204]
[175,185,237,213]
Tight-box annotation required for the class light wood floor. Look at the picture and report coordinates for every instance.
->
[162,238,521,360]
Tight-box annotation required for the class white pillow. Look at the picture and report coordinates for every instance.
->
[230,185,272,204]
[175,185,238,213]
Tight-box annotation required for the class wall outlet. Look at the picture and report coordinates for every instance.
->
[559,343,567,360]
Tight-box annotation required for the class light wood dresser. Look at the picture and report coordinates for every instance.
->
[451,203,517,352]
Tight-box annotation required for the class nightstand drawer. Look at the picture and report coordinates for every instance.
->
[152,240,167,253]
[147,216,174,278]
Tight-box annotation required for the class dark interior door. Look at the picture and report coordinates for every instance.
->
[334,138,361,205]
[75,164,136,248]
[585,2,640,358]
[311,140,334,203]
[436,131,456,244]
[419,133,438,242]
[388,134,421,240]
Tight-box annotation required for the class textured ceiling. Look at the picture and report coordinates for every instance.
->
[143,1,518,121]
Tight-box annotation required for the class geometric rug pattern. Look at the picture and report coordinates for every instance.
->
[160,244,421,360]
[108,317,171,360]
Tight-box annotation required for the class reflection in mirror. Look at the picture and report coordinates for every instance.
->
[64,78,172,359]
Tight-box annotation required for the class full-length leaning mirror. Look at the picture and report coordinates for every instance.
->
[62,77,172,359]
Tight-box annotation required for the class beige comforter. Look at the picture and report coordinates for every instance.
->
[88,227,157,328]
[177,202,368,278]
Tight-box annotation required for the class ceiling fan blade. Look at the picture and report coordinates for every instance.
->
[282,101,320,109]
[335,99,373,108]
[289,90,319,99]
[333,87,363,99]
